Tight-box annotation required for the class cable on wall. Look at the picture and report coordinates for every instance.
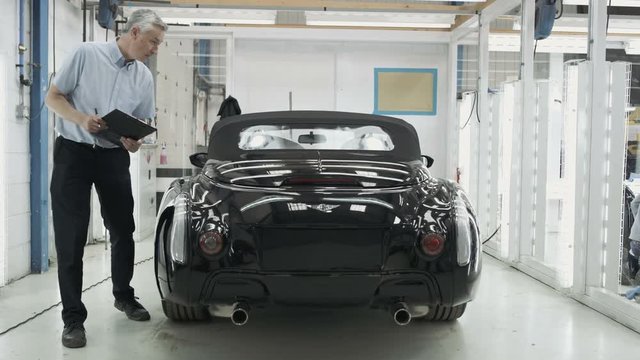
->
[482,225,502,245]
[0,256,153,336]
[555,0,564,20]
[460,90,480,130]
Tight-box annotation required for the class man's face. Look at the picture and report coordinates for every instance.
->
[130,25,165,61]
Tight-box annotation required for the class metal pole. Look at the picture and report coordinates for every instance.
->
[30,0,49,273]
[517,0,536,261]
[446,41,458,181]
[478,13,491,237]
[581,0,609,291]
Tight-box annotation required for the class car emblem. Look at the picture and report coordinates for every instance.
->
[308,204,340,213]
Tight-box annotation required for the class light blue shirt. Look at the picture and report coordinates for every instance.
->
[53,39,155,148]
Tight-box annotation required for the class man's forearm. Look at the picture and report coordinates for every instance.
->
[45,90,86,126]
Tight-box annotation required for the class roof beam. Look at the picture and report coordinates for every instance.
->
[169,0,480,14]
[451,0,520,42]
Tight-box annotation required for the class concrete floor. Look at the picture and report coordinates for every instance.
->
[1,239,639,360]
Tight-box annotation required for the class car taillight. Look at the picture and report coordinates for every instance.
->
[199,231,225,256]
[420,233,445,256]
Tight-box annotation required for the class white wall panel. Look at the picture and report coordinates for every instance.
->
[335,43,448,178]
[6,214,30,249]
[6,183,30,219]
[6,243,29,282]
[235,41,335,112]
[5,153,29,185]
[1,0,29,282]
[234,40,448,178]
[155,38,196,170]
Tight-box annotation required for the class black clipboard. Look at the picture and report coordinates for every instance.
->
[96,109,157,146]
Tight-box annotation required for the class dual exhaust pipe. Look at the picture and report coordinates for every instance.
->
[391,302,412,326]
[227,301,416,326]
[230,302,250,326]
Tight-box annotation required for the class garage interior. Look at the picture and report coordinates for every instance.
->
[1,0,640,358]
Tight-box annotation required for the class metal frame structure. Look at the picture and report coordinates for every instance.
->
[453,0,640,332]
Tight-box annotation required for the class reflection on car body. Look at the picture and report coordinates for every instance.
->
[155,111,481,326]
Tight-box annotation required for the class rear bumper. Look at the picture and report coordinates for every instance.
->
[159,263,480,308]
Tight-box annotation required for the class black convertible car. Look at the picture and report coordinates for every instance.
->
[155,111,481,326]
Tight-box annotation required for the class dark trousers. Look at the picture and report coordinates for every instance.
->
[50,136,136,326]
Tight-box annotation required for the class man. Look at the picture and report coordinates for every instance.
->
[629,193,640,282]
[45,9,167,348]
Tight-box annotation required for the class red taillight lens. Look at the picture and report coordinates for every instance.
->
[199,231,225,256]
[420,233,445,256]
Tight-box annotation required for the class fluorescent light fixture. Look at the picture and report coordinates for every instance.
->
[563,0,640,5]
[127,7,277,26]
[553,15,640,34]
[176,53,225,58]
[188,65,225,69]
[626,40,640,55]
[305,20,451,28]
[489,34,589,54]
[305,11,454,29]
[163,17,275,25]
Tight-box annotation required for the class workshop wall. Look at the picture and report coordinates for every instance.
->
[234,40,449,178]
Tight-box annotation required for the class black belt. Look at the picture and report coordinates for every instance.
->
[59,136,121,151]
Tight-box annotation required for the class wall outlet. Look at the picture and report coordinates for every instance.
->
[16,104,29,119]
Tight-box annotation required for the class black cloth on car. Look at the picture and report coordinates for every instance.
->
[217,96,241,119]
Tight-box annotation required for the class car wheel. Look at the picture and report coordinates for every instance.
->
[422,303,466,321]
[161,299,210,321]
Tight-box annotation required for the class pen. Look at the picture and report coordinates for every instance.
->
[95,108,101,129]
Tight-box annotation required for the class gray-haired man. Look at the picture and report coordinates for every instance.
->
[45,9,167,348]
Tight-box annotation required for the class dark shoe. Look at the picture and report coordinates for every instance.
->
[114,297,150,321]
[61,323,86,348]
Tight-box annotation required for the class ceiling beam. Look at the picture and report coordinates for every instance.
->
[168,0,481,14]
[452,15,474,30]
[226,23,451,32]
[450,0,519,41]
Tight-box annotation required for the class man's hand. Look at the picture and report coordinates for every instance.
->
[82,114,108,133]
[121,137,142,153]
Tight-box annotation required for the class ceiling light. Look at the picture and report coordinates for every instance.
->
[626,40,640,55]
[163,17,275,25]
[305,11,454,29]
[563,0,640,5]
[126,7,277,26]
[552,15,640,34]
[305,20,451,28]
[489,34,589,54]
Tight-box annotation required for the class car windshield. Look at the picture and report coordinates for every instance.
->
[238,125,395,151]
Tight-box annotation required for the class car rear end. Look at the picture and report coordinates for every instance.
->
[155,112,480,324]
[158,157,479,323]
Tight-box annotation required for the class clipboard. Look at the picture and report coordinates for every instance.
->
[96,109,157,146]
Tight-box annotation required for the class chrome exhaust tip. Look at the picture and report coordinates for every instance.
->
[391,303,411,326]
[231,302,250,326]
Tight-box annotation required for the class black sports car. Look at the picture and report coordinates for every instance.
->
[155,111,481,326]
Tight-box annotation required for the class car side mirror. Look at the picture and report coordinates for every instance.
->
[189,152,208,168]
[421,155,434,168]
